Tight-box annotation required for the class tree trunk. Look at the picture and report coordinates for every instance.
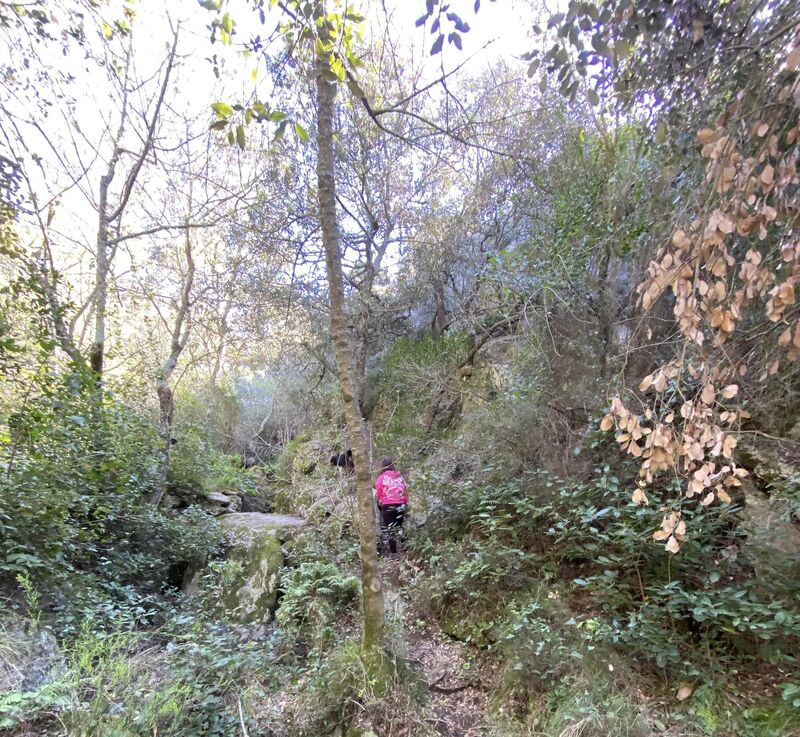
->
[150,225,195,508]
[205,296,232,447]
[597,242,612,381]
[315,59,384,655]
[90,173,111,377]
[431,275,449,335]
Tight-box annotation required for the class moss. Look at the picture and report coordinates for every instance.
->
[221,530,283,624]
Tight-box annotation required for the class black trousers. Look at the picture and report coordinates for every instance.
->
[378,504,406,555]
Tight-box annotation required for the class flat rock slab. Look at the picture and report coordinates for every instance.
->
[220,512,306,532]
[206,491,233,504]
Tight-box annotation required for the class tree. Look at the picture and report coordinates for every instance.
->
[90,28,179,379]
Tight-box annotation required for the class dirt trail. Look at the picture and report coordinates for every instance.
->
[383,561,491,737]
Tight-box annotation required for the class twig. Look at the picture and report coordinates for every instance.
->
[237,697,249,737]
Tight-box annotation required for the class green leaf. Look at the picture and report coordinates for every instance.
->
[274,120,287,140]
[221,12,233,33]
[655,119,667,144]
[211,102,234,118]
[615,40,633,58]
[227,129,235,146]
[294,122,309,143]
[527,59,541,78]
[330,56,345,81]
[586,87,599,106]
[210,120,228,130]
[235,124,245,150]
[430,34,444,55]
[591,33,610,57]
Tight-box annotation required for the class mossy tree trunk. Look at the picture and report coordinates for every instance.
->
[315,57,385,655]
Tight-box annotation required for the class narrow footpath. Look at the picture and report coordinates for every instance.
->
[383,562,490,737]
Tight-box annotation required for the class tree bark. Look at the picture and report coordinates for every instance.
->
[315,59,385,654]
[90,172,111,376]
[150,224,195,508]
[90,31,177,381]
[597,241,612,381]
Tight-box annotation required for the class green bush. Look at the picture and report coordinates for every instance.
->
[0,367,224,632]
[0,610,278,736]
[276,560,360,652]
[413,457,800,681]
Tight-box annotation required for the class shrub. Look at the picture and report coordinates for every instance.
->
[276,560,360,652]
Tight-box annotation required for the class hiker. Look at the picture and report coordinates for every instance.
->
[330,449,354,470]
[374,457,408,559]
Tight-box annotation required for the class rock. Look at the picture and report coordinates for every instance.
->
[197,491,242,517]
[345,729,378,737]
[221,528,283,624]
[185,526,283,624]
[0,616,64,693]
[160,492,184,511]
[207,491,233,505]
[199,490,243,516]
[741,481,800,583]
[220,512,306,537]
[184,513,304,623]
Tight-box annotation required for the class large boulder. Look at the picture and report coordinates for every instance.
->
[741,481,800,584]
[222,527,283,624]
[0,616,63,693]
[200,490,242,516]
[220,512,306,536]
[184,513,305,624]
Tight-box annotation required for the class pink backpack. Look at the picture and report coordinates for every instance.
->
[376,470,408,505]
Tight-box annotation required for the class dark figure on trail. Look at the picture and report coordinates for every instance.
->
[374,457,408,560]
[330,449,354,470]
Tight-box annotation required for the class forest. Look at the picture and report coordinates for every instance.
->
[1,0,800,735]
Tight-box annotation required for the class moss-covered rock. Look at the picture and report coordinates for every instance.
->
[221,528,283,623]
[184,515,297,624]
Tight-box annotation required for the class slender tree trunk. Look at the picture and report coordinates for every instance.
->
[205,297,232,447]
[91,174,111,376]
[315,59,384,654]
[431,275,449,335]
[597,242,612,381]
[151,225,195,508]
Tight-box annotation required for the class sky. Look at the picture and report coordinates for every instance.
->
[3,0,542,261]
[1,0,547,375]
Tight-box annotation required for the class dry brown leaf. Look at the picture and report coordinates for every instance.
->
[697,128,717,144]
[632,488,648,505]
[721,384,738,399]
[600,414,615,432]
[676,683,694,701]
[665,536,680,554]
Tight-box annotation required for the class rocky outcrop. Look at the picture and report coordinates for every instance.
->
[0,616,63,693]
[202,491,242,515]
[220,512,306,535]
[221,528,283,624]
[184,512,305,624]
[738,437,800,583]
[159,487,244,515]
